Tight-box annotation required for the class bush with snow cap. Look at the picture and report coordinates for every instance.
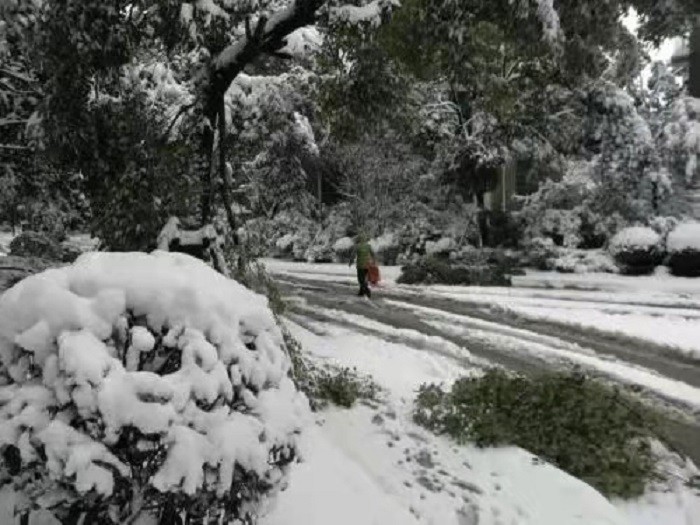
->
[608,226,664,275]
[667,222,700,277]
[332,236,355,263]
[0,252,308,524]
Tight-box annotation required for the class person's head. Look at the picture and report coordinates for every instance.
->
[356,231,368,243]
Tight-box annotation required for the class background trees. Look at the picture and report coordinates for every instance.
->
[0,0,697,256]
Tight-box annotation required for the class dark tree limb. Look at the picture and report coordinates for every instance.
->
[217,95,237,244]
[198,0,325,226]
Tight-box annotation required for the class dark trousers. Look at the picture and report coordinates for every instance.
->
[356,267,371,298]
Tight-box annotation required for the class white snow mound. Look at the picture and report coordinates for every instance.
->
[668,222,700,253]
[0,251,308,508]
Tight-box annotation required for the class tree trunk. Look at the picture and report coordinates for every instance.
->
[217,95,238,242]
[200,111,216,225]
[690,17,700,98]
[194,0,324,226]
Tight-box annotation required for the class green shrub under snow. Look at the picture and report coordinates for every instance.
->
[414,370,658,499]
[608,226,664,275]
[282,326,379,410]
[667,222,700,277]
[397,254,513,286]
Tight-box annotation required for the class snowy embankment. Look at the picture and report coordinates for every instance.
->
[263,321,700,525]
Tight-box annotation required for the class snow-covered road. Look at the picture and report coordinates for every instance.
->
[260,259,700,524]
[264,260,700,493]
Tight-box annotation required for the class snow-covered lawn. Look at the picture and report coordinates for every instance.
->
[262,321,700,525]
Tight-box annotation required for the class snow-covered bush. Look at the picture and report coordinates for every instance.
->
[0,252,308,523]
[425,237,455,259]
[521,237,559,270]
[274,234,296,259]
[667,222,700,277]
[549,249,618,274]
[516,169,600,249]
[333,236,355,263]
[609,226,663,275]
[370,232,400,265]
[414,370,658,499]
[397,256,511,286]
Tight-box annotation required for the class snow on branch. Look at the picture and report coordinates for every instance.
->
[330,0,400,27]
[214,0,324,72]
[534,0,562,45]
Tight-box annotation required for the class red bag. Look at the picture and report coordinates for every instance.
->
[368,262,380,286]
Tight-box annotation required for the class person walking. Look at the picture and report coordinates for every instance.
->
[351,232,375,298]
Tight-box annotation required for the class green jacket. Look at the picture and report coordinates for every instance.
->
[356,240,374,269]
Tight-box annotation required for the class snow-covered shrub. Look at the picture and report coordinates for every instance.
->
[397,256,511,286]
[274,234,296,259]
[521,237,559,270]
[517,170,596,248]
[414,370,658,499]
[0,252,308,523]
[425,237,455,259]
[9,231,64,261]
[549,249,618,274]
[370,232,400,265]
[280,327,378,412]
[667,222,700,277]
[609,226,664,275]
[333,236,355,263]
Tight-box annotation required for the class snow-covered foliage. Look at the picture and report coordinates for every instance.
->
[519,82,676,249]
[667,222,700,253]
[667,222,700,277]
[425,237,455,257]
[585,83,671,220]
[549,249,618,274]
[0,252,308,522]
[330,0,400,27]
[517,163,599,248]
[534,0,563,45]
[662,97,700,185]
[608,226,664,275]
[609,227,662,256]
[332,236,355,262]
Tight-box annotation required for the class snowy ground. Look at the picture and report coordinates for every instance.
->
[261,259,700,524]
[261,320,700,525]
[1,255,699,524]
